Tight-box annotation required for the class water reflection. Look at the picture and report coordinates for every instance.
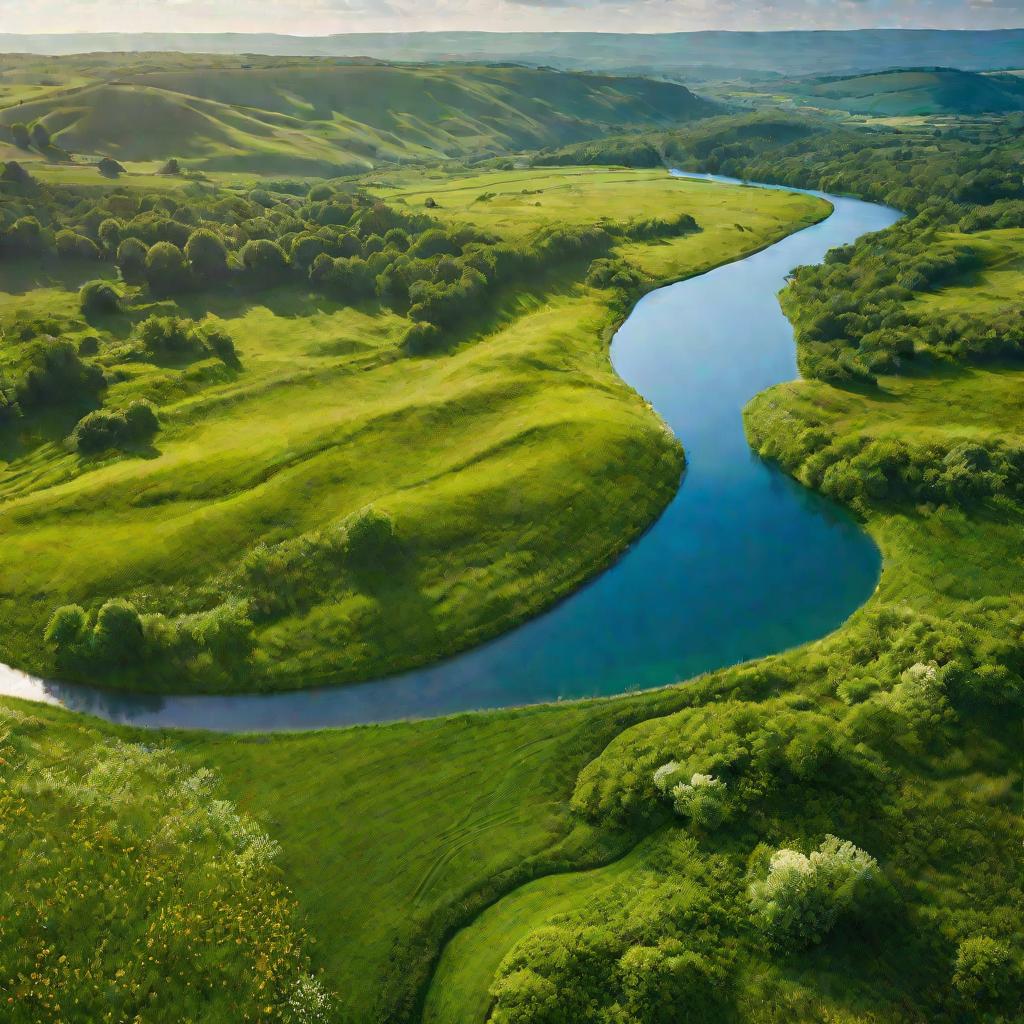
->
[0,174,901,732]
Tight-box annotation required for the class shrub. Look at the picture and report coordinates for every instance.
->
[97,217,122,251]
[79,279,121,317]
[748,835,882,948]
[116,237,148,283]
[240,238,289,283]
[72,401,159,453]
[19,339,105,410]
[144,240,189,294]
[184,227,228,283]
[1,160,32,186]
[97,156,125,178]
[91,599,145,663]
[29,121,51,150]
[203,324,237,363]
[952,936,1020,1005]
[669,772,727,829]
[10,122,30,149]
[137,315,203,358]
[44,604,87,651]
[78,335,100,356]
[4,216,46,255]
[341,505,396,565]
[55,229,100,260]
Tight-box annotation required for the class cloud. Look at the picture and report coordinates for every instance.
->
[0,0,1022,35]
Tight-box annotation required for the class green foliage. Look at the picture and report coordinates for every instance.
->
[116,236,148,282]
[10,121,30,149]
[43,604,87,651]
[185,226,229,283]
[952,936,1021,1008]
[78,278,121,317]
[144,239,189,294]
[29,121,50,150]
[748,836,883,949]
[91,598,144,663]
[0,707,331,1023]
[241,237,290,283]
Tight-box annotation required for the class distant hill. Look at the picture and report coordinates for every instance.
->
[783,67,1024,115]
[1,30,1024,79]
[0,56,716,175]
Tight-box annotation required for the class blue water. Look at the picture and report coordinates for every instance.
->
[0,174,900,731]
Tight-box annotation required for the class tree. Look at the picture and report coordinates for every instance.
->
[97,218,122,252]
[97,156,126,178]
[29,121,50,150]
[91,599,144,663]
[56,229,100,260]
[157,157,180,175]
[240,238,289,284]
[748,836,883,949]
[5,216,46,255]
[123,400,159,443]
[79,280,122,317]
[1,160,32,186]
[952,936,1020,1006]
[116,237,148,284]
[71,410,126,453]
[10,122,30,149]
[144,241,189,295]
[184,228,228,284]
[44,605,87,652]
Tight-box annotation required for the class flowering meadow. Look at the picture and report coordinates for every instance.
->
[0,706,332,1023]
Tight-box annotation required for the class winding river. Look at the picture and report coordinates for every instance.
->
[0,174,900,732]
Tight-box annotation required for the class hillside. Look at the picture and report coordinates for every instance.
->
[0,56,716,174]
[2,30,1024,79]
[783,67,1024,115]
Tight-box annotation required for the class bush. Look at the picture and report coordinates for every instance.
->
[203,324,237,363]
[29,122,51,150]
[10,122,29,149]
[97,156,125,178]
[1,160,32,186]
[240,238,289,283]
[91,599,144,663]
[748,835,883,948]
[97,217,122,252]
[138,315,203,358]
[144,240,189,295]
[116,237,148,283]
[72,401,159,453]
[44,604,87,651]
[341,505,396,565]
[184,228,228,283]
[55,229,100,260]
[79,279,121,317]
[952,936,1020,1005]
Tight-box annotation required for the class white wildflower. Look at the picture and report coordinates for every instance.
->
[653,760,682,793]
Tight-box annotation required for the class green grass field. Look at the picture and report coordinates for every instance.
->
[0,168,826,693]
[1,139,1020,1024]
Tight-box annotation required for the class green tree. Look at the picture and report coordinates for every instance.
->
[92,599,144,663]
[184,228,228,283]
[10,122,30,149]
[44,605,87,652]
[144,241,189,295]
[29,121,50,150]
[116,237,148,284]
[97,218,122,252]
[240,238,289,283]
[79,280,122,317]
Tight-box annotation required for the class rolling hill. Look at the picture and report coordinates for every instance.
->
[0,56,716,174]
[782,67,1024,115]
[2,30,1024,79]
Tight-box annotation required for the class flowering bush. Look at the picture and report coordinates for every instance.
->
[748,835,882,948]
[653,763,728,829]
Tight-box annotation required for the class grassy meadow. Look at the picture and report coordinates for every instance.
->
[0,167,826,693]
[0,94,1021,1024]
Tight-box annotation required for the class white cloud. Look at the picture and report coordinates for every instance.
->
[0,0,1021,35]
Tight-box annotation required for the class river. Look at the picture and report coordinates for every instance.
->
[0,173,901,731]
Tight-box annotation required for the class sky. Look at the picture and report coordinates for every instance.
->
[0,0,1022,36]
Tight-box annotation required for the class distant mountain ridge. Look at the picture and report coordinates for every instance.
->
[2,30,1024,78]
[0,57,715,175]
[781,66,1024,115]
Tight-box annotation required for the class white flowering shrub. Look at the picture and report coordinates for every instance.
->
[286,973,335,1024]
[652,760,683,793]
[749,835,882,948]
[879,660,954,744]
[671,773,728,828]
